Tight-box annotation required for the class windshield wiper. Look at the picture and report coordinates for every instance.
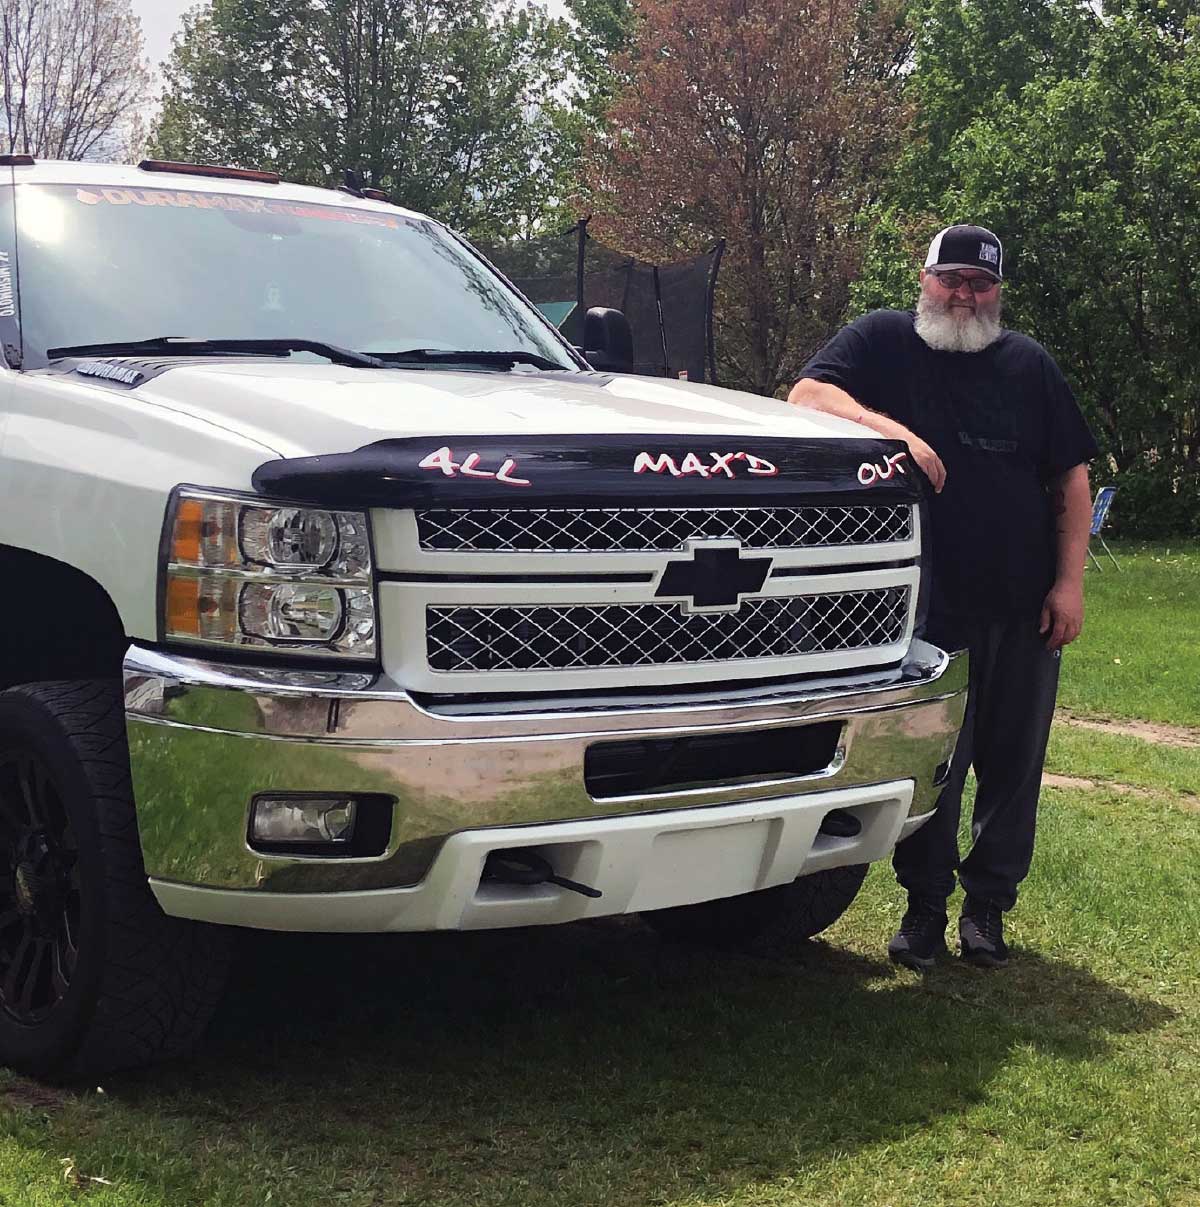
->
[374,348,564,371]
[46,336,386,369]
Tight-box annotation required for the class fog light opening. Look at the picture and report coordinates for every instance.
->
[252,796,357,845]
[248,793,393,857]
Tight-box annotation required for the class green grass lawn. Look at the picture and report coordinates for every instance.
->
[0,543,1196,1207]
[1058,542,1200,729]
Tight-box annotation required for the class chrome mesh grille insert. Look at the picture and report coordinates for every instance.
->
[416,504,912,552]
[426,587,910,672]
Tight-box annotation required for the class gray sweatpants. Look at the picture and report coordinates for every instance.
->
[893,615,1061,911]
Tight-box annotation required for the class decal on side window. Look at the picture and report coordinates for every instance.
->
[0,250,14,319]
[74,186,402,229]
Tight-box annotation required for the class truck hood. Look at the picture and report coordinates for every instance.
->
[94,359,873,458]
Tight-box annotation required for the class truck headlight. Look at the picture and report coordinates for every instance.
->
[161,488,376,661]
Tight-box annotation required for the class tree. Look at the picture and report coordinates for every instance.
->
[150,0,574,241]
[850,0,1099,313]
[547,0,634,205]
[1,0,150,159]
[583,0,912,398]
[901,0,1095,197]
[854,4,1200,534]
[562,0,633,134]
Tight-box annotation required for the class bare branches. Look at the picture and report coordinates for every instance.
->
[1,0,150,160]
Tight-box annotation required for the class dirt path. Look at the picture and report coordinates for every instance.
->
[1044,772,1155,798]
[1042,772,1199,811]
[1056,710,1200,749]
[1,1078,74,1111]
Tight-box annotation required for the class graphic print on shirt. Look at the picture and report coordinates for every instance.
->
[957,432,1018,454]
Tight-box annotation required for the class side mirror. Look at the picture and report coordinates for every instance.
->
[582,307,634,373]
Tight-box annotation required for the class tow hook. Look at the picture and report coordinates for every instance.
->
[482,848,603,899]
[819,809,862,838]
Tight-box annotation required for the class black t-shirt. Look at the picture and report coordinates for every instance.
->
[802,309,1099,623]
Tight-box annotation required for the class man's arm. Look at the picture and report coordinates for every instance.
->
[1040,462,1092,650]
[788,378,947,493]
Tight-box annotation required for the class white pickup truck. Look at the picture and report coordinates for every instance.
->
[0,157,966,1077]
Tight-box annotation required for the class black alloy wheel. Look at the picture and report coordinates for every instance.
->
[0,749,82,1025]
[0,681,232,1080]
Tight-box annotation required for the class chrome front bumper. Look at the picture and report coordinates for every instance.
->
[123,641,967,927]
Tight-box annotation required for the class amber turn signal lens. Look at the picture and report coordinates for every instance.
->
[165,575,201,637]
[171,498,205,565]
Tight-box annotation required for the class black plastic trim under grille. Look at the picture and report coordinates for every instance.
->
[379,570,654,584]
[409,659,906,711]
[584,721,843,799]
[770,558,917,578]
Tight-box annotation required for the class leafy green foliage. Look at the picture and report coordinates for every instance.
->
[149,0,574,240]
[550,0,635,205]
[563,0,634,129]
[902,0,1095,190]
[853,5,1200,535]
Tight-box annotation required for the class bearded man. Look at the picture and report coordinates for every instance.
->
[789,225,1098,971]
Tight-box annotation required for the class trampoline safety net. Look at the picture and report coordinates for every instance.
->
[477,221,723,385]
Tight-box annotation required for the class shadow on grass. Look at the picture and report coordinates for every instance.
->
[92,919,1174,1204]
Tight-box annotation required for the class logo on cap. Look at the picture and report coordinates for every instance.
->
[979,242,999,266]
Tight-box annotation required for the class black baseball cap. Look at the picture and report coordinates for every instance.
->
[924,224,1003,280]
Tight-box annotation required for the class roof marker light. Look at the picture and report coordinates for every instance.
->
[138,159,280,184]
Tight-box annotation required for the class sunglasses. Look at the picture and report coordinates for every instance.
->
[929,270,999,294]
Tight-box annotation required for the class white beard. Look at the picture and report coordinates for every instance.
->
[914,291,1003,353]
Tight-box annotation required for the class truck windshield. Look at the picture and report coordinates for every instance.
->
[11,183,578,371]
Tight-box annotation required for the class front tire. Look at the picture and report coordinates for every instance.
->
[642,864,870,947]
[0,680,231,1079]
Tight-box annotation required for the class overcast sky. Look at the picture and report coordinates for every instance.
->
[132,0,194,73]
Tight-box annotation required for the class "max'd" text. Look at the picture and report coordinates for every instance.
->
[633,451,779,479]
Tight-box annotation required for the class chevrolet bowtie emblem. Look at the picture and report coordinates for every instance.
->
[655,541,773,612]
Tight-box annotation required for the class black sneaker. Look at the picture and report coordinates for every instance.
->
[959,898,1009,968]
[888,897,948,972]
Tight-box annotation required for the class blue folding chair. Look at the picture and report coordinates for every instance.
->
[1088,486,1120,571]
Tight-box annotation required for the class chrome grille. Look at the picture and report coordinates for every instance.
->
[427,587,910,673]
[416,504,912,553]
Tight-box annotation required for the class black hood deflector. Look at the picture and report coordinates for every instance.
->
[251,434,923,508]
